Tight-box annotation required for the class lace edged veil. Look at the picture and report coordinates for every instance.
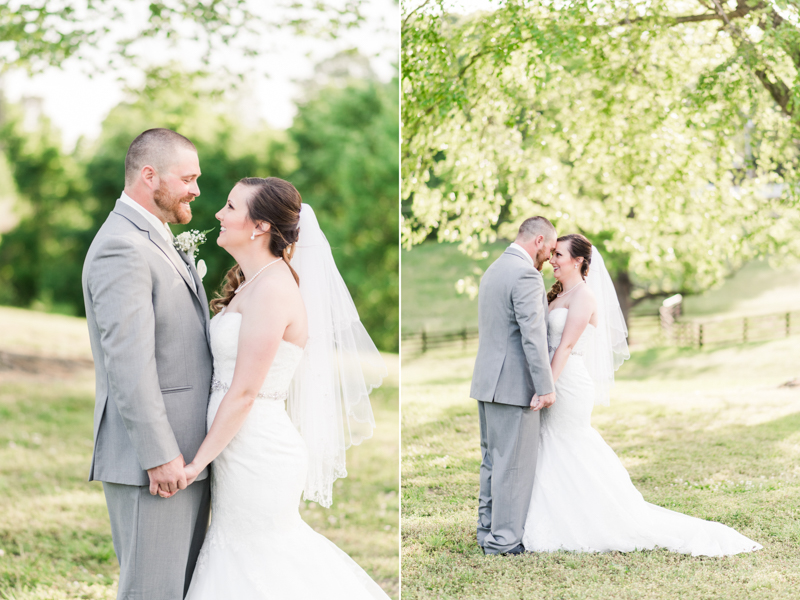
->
[583,246,630,405]
[286,204,387,508]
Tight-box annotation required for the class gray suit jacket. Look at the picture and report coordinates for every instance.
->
[82,199,213,486]
[470,247,555,407]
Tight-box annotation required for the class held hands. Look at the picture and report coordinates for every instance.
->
[153,461,203,499]
[147,454,187,498]
[530,392,556,411]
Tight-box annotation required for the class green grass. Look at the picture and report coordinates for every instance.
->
[401,242,800,333]
[401,241,509,334]
[0,307,399,599]
[401,336,800,599]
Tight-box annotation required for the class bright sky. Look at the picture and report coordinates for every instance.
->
[1,0,398,150]
[404,0,500,15]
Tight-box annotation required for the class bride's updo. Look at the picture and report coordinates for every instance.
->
[211,177,302,314]
[547,233,592,304]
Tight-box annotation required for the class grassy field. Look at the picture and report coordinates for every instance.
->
[401,241,800,334]
[401,334,800,599]
[0,306,399,599]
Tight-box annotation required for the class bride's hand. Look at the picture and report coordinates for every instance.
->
[184,462,202,486]
[531,392,556,411]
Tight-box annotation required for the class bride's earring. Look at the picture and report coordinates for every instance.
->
[251,231,256,240]
[574,263,578,269]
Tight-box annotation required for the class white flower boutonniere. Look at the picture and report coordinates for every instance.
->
[174,228,213,281]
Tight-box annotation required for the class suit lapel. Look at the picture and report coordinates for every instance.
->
[113,200,197,296]
[151,233,198,296]
[174,247,202,301]
[176,248,212,345]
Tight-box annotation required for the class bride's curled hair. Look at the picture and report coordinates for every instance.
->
[547,233,593,304]
[211,177,302,314]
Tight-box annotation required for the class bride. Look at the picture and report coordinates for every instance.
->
[175,177,390,598]
[522,233,762,556]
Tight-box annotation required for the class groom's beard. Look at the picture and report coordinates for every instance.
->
[533,246,550,271]
[154,183,194,225]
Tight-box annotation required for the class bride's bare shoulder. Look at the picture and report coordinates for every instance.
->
[570,282,596,311]
[240,263,301,313]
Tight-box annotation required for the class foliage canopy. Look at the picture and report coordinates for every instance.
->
[402,0,800,317]
[1,0,367,75]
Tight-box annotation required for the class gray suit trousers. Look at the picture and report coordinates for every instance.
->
[477,400,540,554]
[103,480,211,599]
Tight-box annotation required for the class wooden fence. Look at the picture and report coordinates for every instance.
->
[401,310,800,355]
[401,327,479,355]
[665,310,800,349]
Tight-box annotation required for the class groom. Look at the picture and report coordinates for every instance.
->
[82,129,213,599]
[470,216,557,555]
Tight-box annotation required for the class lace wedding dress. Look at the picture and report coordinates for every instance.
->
[185,312,390,599]
[522,308,762,556]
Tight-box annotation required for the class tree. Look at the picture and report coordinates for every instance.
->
[402,0,800,322]
[1,0,366,75]
[290,72,400,351]
[0,104,88,311]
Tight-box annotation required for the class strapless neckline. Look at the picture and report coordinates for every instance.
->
[548,306,596,329]
[215,311,306,353]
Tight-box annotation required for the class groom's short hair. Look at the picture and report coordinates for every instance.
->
[517,216,556,242]
[125,129,197,187]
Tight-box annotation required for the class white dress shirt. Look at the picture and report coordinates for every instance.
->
[119,191,173,243]
[119,192,196,292]
[508,242,534,268]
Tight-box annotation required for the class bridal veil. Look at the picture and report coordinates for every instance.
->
[583,246,630,405]
[287,204,388,507]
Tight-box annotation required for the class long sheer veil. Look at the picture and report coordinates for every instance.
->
[583,246,630,405]
[286,204,387,508]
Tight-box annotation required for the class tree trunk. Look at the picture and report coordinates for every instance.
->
[613,270,633,331]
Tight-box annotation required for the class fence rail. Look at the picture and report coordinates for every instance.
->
[666,310,800,349]
[402,309,800,355]
[401,327,479,354]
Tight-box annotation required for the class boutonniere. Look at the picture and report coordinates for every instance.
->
[174,228,213,280]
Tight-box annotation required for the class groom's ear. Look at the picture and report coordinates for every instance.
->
[141,165,158,187]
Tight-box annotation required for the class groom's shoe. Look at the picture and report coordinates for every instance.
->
[501,544,526,556]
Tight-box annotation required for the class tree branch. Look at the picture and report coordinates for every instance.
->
[617,0,757,27]
[754,69,792,116]
[402,0,434,31]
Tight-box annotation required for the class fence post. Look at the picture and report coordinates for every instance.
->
[698,323,704,349]
[421,329,428,354]
[743,317,748,344]
[787,313,791,337]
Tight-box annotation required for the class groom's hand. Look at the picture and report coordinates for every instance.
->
[147,454,187,497]
[530,392,556,411]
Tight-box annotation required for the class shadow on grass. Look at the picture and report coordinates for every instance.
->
[403,397,800,598]
[405,405,800,501]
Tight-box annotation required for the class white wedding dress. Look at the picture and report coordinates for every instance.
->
[522,307,762,556]
[185,312,390,599]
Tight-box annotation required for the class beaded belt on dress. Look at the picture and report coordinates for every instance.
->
[548,345,584,357]
[210,376,288,401]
